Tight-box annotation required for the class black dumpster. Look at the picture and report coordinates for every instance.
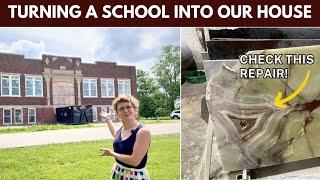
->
[56,105,93,124]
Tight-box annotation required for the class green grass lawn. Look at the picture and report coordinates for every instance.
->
[0,123,95,134]
[0,119,179,134]
[0,134,180,180]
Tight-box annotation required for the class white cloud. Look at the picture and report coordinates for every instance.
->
[0,27,179,72]
[0,40,45,59]
[117,57,156,73]
[0,28,105,61]
[139,34,158,50]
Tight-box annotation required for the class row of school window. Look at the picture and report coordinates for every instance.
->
[3,108,36,125]
[3,106,115,125]
[0,74,131,97]
[82,79,131,97]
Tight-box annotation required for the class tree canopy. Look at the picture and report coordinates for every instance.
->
[137,44,180,118]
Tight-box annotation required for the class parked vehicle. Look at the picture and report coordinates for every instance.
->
[170,110,180,119]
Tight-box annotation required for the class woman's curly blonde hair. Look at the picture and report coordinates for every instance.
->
[112,95,140,113]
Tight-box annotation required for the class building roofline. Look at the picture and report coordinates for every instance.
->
[0,52,135,68]
[0,52,25,57]
[117,65,136,68]
[95,60,117,64]
[42,54,81,59]
[24,58,42,61]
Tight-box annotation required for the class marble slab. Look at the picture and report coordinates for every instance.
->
[205,45,320,171]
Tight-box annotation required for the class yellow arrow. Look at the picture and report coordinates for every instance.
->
[274,69,311,108]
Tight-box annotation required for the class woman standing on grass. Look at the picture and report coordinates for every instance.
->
[99,95,151,180]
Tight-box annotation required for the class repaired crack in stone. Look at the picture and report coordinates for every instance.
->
[206,45,320,173]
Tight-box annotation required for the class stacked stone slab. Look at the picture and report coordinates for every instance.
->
[204,28,320,81]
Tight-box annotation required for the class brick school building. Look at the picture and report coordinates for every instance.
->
[0,53,137,126]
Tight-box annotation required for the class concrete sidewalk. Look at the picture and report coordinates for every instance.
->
[0,123,180,149]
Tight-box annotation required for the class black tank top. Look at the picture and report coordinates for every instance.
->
[113,124,148,169]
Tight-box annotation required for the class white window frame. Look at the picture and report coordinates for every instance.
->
[118,79,131,95]
[1,74,21,97]
[82,78,98,98]
[100,106,115,121]
[101,78,115,98]
[3,108,12,125]
[100,107,107,122]
[28,108,36,124]
[25,75,43,97]
[14,108,23,124]
[92,106,97,122]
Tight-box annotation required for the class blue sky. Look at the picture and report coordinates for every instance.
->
[0,28,180,72]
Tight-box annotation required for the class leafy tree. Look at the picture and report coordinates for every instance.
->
[153,91,171,116]
[137,69,158,118]
[136,45,180,118]
[137,69,157,97]
[153,45,180,111]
